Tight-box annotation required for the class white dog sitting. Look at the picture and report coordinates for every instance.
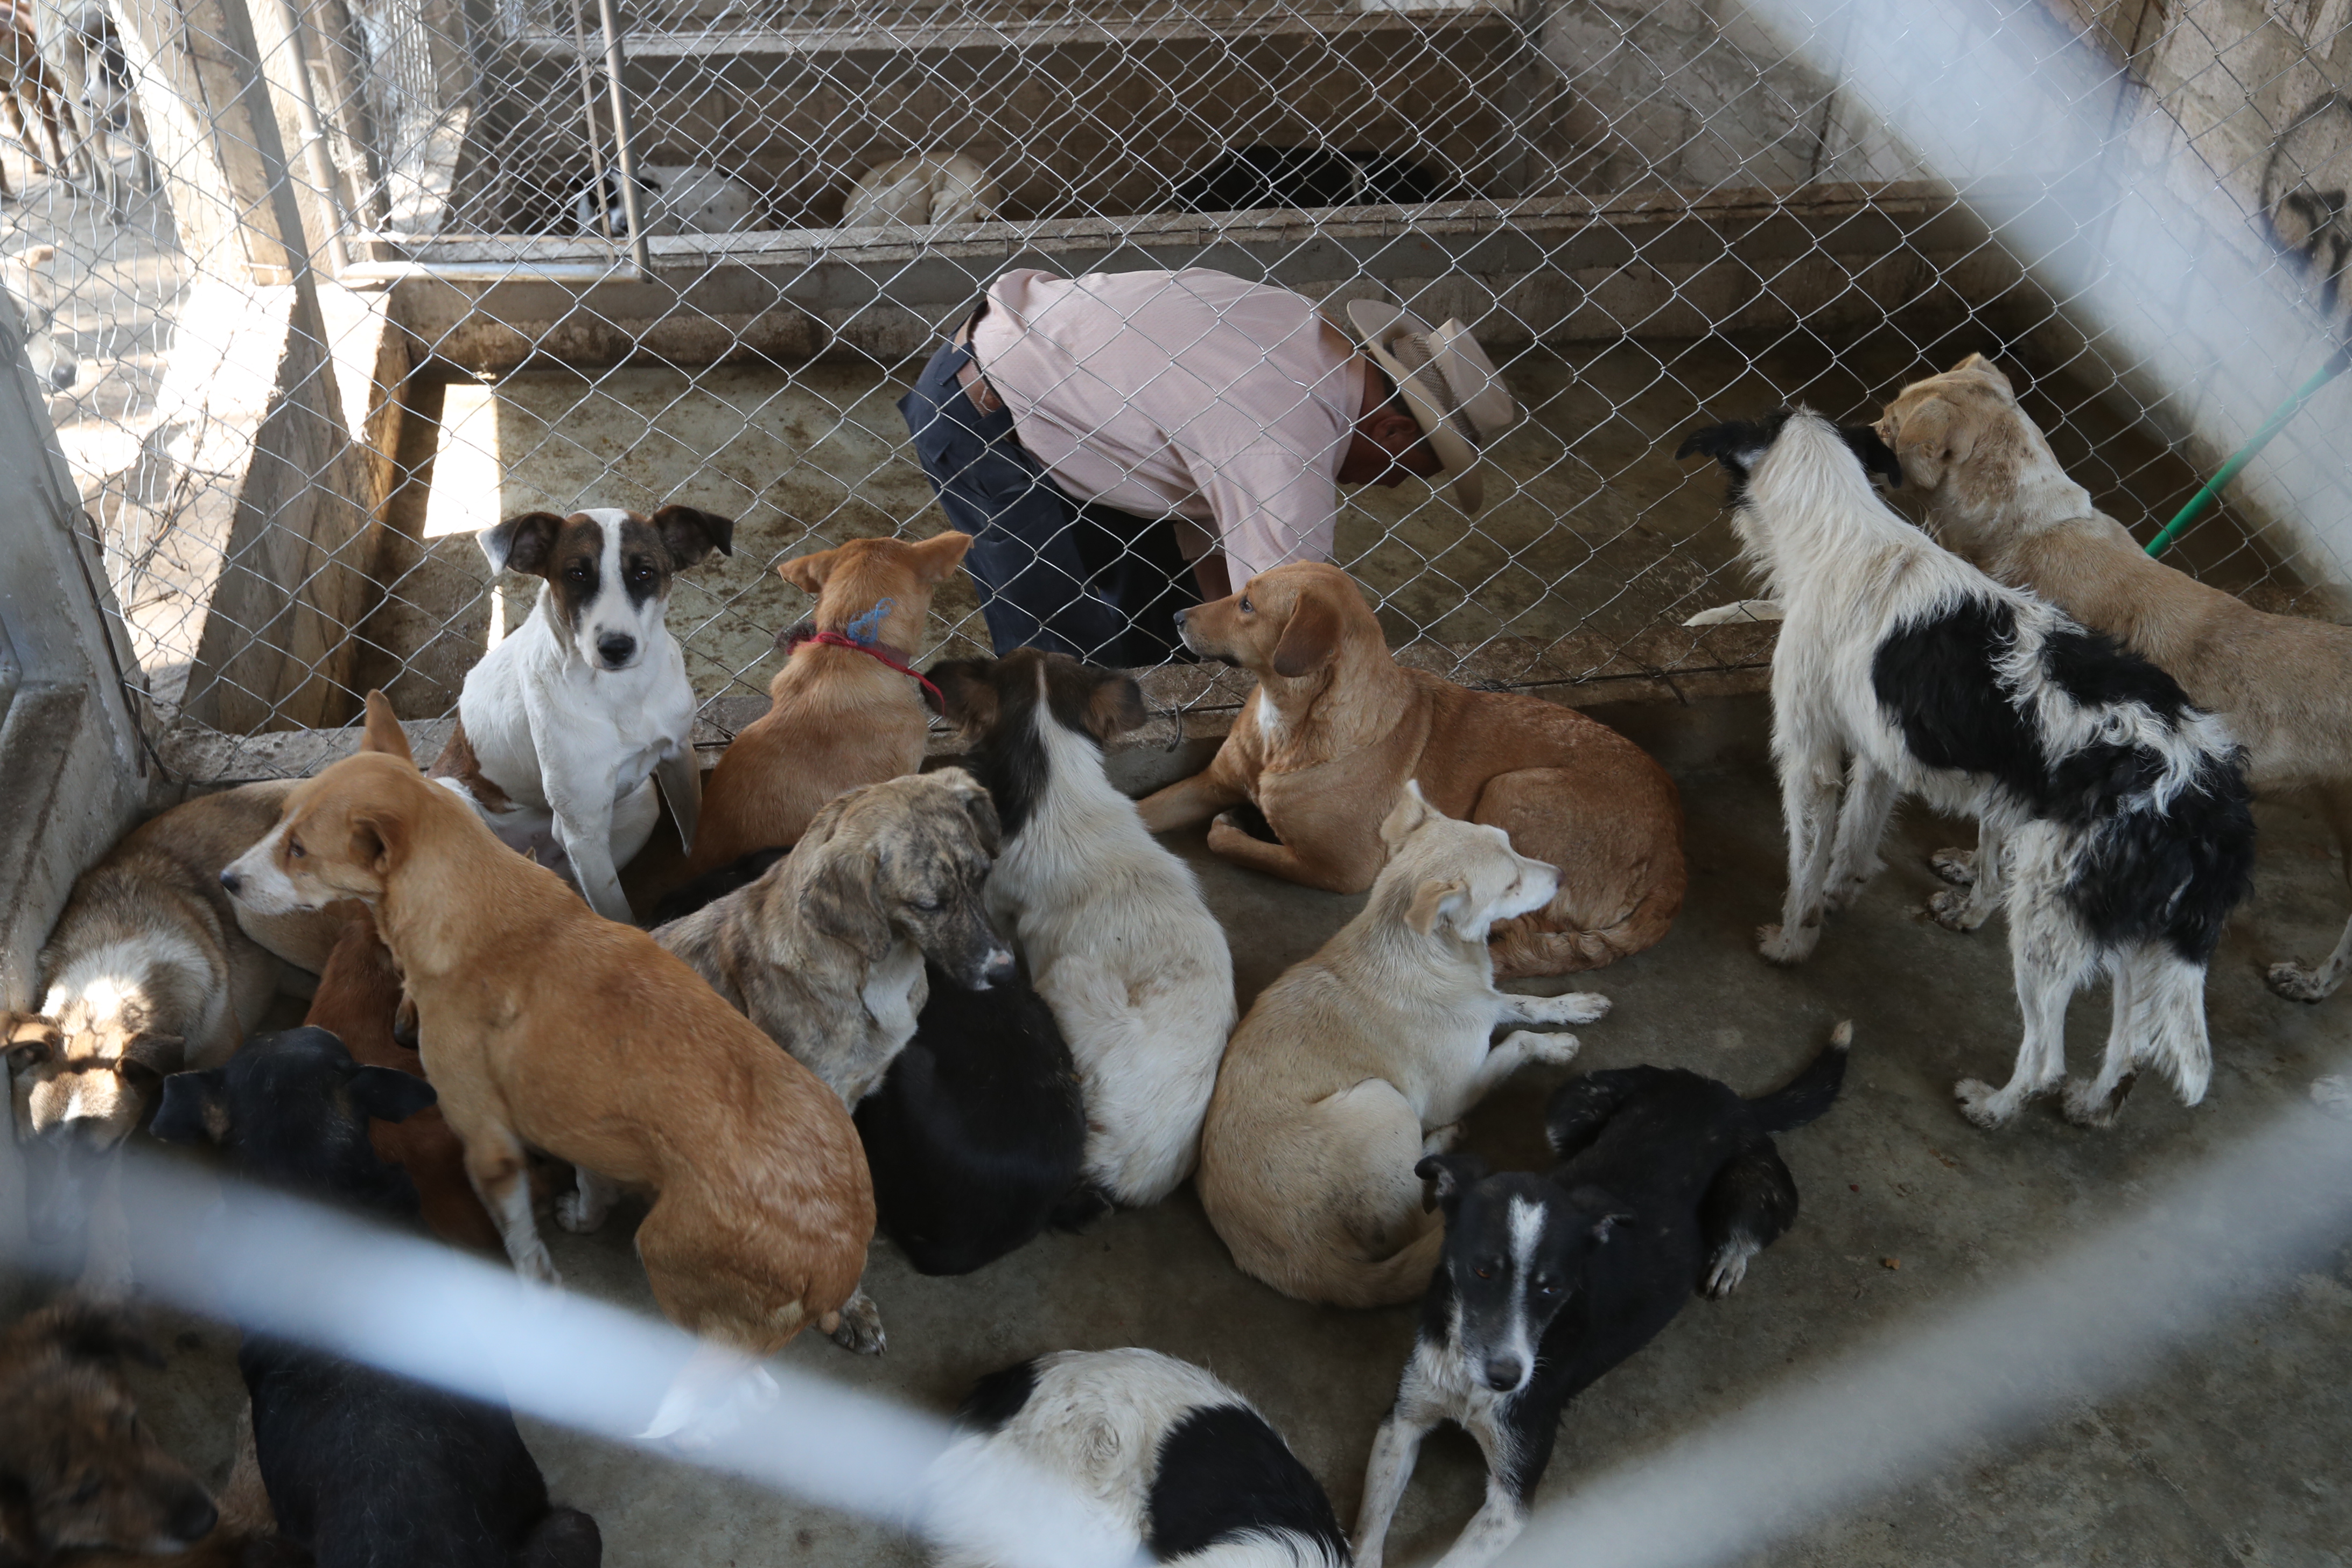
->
[1196,781,1608,1308]
[430,506,733,922]
[842,153,999,229]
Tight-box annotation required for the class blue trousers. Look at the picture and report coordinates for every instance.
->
[899,338,1196,666]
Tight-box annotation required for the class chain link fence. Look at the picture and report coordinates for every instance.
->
[5,0,2349,782]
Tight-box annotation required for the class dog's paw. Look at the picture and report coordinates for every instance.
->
[2312,1076,2352,1122]
[1703,1239,1759,1299]
[555,1189,605,1234]
[1422,1121,1465,1156]
[1756,923,1819,966]
[2061,1074,2136,1128]
[1929,847,1978,886]
[1927,888,1989,933]
[1503,1028,1581,1067]
[1530,991,1611,1026]
[2266,959,2339,1004]
[1822,859,1884,913]
[1953,1078,2016,1130]
[828,1292,886,1356]
[510,1243,564,1290]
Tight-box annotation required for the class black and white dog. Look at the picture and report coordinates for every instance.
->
[1352,1027,1849,1568]
[927,1348,1349,1567]
[1678,409,2256,1130]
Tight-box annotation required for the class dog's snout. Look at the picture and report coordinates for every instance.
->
[982,946,1017,988]
[1482,1355,1525,1392]
[218,867,242,895]
[1173,606,1191,627]
[597,633,638,668]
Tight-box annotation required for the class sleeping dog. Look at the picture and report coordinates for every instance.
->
[433,506,733,923]
[1352,1027,1849,1568]
[926,1349,1347,1568]
[1678,409,2255,1129]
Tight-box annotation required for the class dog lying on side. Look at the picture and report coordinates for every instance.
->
[303,911,503,1253]
[1879,354,2352,1003]
[932,651,1237,1209]
[4,781,341,1281]
[153,1029,603,1568]
[573,163,755,237]
[1198,782,1602,1308]
[842,153,1000,228]
[224,694,879,1431]
[656,770,1013,1108]
[1138,563,1685,978]
[1680,409,2255,1129]
[853,957,1090,1275]
[1352,1027,1848,1568]
[431,505,733,923]
[0,1302,220,1563]
[687,530,973,876]
[926,1349,1348,1568]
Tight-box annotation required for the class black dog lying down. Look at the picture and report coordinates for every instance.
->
[154,1027,601,1568]
[1352,1024,1851,1568]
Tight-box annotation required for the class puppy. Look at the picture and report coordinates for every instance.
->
[573,162,754,237]
[303,910,503,1253]
[1198,782,1600,1308]
[842,153,999,228]
[0,1302,219,1562]
[1138,562,1685,978]
[926,1349,1348,1568]
[932,650,1236,1208]
[5,781,342,1278]
[1679,409,2255,1128]
[431,505,734,923]
[153,1030,603,1568]
[687,530,973,876]
[656,769,1013,1107]
[853,957,1089,1275]
[1352,1028,1849,1568]
[223,693,879,1429]
[1880,354,2352,1002]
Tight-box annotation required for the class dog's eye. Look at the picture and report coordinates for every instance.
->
[69,1473,101,1503]
[288,840,305,859]
[912,894,946,912]
[564,563,590,582]
[627,562,654,585]
[1473,1265,1495,1280]
[1238,596,1254,613]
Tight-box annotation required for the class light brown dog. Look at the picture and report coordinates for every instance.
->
[687,530,973,874]
[1880,355,2352,1001]
[1137,562,1686,978]
[218,693,879,1431]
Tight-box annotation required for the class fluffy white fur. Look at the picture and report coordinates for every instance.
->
[1354,1329,1529,1568]
[1724,410,2241,1130]
[843,153,1000,228]
[573,162,755,238]
[986,694,1236,1207]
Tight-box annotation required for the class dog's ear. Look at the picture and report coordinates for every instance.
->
[803,834,894,964]
[120,1031,186,1080]
[349,1065,437,1124]
[1084,673,1147,741]
[1950,352,2015,397]
[151,1069,230,1145]
[480,511,566,577]
[44,1301,166,1369]
[1674,413,1784,475]
[1565,1185,1634,1244]
[1415,1152,1491,1214]
[652,505,736,568]
[1379,779,1437,850]
[1883,394,1972,491]
[346,809,404,877]
[1837,424,1903,490]
[360,690,414,767]
[911,530,975,584]
[4,1013,60,1072]
[934,768,1002,856]
[778,543,841,595]
[1271,590,1341,679]
[1406,875,1468,936]
[926,659,998,733]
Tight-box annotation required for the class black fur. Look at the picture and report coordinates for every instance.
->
[854,961,1089,1276]
[1837,422,1904,489]
[1871,599,2256,961]
[953,1358,1040,1434]
[1144,1403,1349,1563]
[1174,145,1441,214]
[151,1031,599,1568]
[929,650,1148,838]
[647,847,788,927]
[1674,411,1791,506]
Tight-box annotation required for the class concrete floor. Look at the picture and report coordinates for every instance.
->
[54,691,2352,1566]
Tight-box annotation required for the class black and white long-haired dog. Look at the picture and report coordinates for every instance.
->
[926,1349,1349,1567]
[1352,1027,1849,1568]
[1677,408,2255,1129]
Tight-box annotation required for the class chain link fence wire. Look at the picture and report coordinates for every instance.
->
[4,0,2348,781]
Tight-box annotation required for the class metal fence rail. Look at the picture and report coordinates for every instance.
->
[3,0,2347,779]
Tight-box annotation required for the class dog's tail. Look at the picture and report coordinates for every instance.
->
[1746,1020,1852,1132]
[1047,1180,1113,1233]
[1314,1226,1447,1311]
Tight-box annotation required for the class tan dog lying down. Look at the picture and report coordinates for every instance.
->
[221,693,878,1430]
[1138,563,1685,979]
[1197,783,1606,1307]
[1880,355,2352,1002]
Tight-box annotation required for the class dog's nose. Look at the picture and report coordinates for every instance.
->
[597,633,637,668]
[218,869,242,895]
[1482,1356,1525,1392]
[1174,606,1190,627]
[982,947,1017,988]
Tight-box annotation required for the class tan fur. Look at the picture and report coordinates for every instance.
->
[239,694,874,1359]
[1136,562,1688,978]
[1881,355,2352,992]
[688,531,974,873]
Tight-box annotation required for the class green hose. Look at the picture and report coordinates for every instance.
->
[2145,346,2352,557]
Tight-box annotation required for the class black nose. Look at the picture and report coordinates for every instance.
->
[218,869,241,894]
[598,634,636,667]
[1482,1356,1524,1392]
[982,947,1016,988]
[1174,606,1190,626]
[167,1488,218,1543]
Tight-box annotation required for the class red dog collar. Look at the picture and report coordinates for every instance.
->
[778,621,944,715]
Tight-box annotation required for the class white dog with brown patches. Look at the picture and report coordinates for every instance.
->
[431,505,733,921]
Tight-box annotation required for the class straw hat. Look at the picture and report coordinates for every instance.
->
[1347,299,1517,512]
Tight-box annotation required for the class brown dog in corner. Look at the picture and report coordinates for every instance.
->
[686,530,974,876]
[220,693,878,1439]
[1137,562,1685,977]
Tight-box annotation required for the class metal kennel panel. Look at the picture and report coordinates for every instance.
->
[9,0,2351,780]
